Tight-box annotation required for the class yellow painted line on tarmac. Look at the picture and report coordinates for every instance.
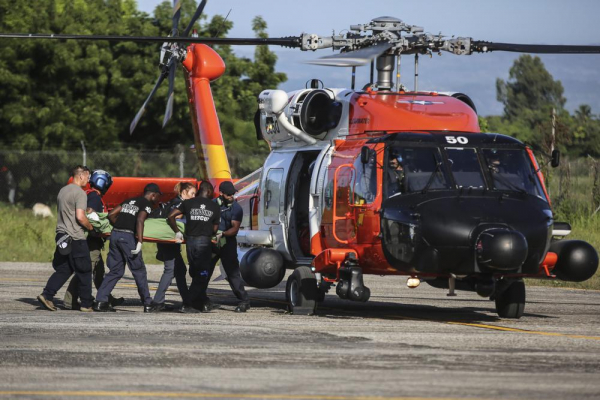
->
[7,279,599,341]
[0,391,489,400]
[0,278,45,282]
[445,321,600,341]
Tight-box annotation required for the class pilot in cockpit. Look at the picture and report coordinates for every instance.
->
[387,153,405,196]
[488,151,502,174]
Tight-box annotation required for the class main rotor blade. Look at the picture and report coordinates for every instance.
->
[162,60,177,128]
[171,0,182,36]
[0,33,301,47]
[306,42,392,67]
[182,0,208,37]
[472,41,600,54]
[130,72,167,135]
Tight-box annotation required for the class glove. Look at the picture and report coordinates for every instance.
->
[131,242,143,255]
[175,231,184,243]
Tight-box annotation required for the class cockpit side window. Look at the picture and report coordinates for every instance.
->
[445,147,486,189]
[353,147,377,204]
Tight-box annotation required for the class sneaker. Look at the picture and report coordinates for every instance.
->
[79,307,93,313]
[150,302,173,312]
[235,301,251,313]
[179,304,200,314]
[200,302,221,313]
[37,294,56,311]
[109,296,125,307]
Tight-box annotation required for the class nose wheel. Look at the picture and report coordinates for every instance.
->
[286,266,318,315]
[494,279,526,319]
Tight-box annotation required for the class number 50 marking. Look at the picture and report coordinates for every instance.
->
[445,136,469,144]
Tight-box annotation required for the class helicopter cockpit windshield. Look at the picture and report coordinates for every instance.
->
[384,142,547,200]
[385,146,450,197]
[481,148,546,198]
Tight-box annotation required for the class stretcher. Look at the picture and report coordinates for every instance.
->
[87,212,186,244]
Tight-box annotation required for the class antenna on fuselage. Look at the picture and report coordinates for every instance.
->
[414,53,419,92]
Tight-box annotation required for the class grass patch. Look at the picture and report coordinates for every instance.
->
[0,203,167,264]
[1,200,598,290]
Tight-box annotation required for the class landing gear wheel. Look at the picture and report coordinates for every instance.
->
[494,280,526,319]
[286,266,318,315]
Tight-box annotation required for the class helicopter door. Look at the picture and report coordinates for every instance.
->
[263,168,284,225]
[333,164,357,244]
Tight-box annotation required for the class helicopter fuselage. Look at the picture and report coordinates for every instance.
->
[235,85,597,301]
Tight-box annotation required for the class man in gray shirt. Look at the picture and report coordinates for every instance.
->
[38,165,95,312]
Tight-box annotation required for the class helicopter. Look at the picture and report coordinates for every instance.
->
[2,1,599,319]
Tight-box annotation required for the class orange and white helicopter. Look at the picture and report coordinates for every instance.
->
[3,0,599,318]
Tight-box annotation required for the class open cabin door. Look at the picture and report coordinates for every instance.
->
[260,151,295,261]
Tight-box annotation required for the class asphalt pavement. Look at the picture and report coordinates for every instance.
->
[0,261,599,400]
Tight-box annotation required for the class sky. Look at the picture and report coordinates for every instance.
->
[137,0,600,116]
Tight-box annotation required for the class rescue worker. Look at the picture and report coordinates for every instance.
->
[209,181,250,313]
[150,182,197,311]
[387,154,405,196]
[167,181,220,313]
[93,183,161,312]
[63,169,124,310]
[38,165,94,312]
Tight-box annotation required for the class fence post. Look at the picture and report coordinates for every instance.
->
[179,145,185,178]
[80,141,86,167]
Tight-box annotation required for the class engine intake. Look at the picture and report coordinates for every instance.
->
[295,89,342,136]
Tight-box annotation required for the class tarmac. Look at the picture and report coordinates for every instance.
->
[0,261,599,400]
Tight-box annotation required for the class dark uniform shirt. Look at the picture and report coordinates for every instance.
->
[113,196,152,232]
[180,197,220,237]
[87,191,104,213]
[215,199,243,232]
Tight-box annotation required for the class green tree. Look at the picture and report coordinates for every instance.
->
[493,55,569,147]
[0,0,287,177]
[496,55,565,121]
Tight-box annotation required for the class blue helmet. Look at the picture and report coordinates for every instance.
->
[90,169,113,195]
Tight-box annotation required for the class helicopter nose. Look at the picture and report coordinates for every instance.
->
[476,229,528,271]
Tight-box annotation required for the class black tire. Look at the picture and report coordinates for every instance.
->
[495,280,526,319]
[286,266,318,315]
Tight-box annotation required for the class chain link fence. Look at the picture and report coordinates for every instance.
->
[1,146,599,219]
[0,146,200,206]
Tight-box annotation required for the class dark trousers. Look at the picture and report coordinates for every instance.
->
[42,236,93,308]
[154,243,189,304]
[65,236,105,305]
[96,230,152,305]
[185,236,213,306]
[210,237,248,302]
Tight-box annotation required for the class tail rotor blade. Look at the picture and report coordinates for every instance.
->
[130,73,167,135]
[162,60,177,128]
[182,0,208,37]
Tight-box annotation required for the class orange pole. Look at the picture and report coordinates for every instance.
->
[182,44,232,192]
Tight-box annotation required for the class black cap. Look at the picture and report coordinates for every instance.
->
[219,181,237,195]
[144,183,162,195]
